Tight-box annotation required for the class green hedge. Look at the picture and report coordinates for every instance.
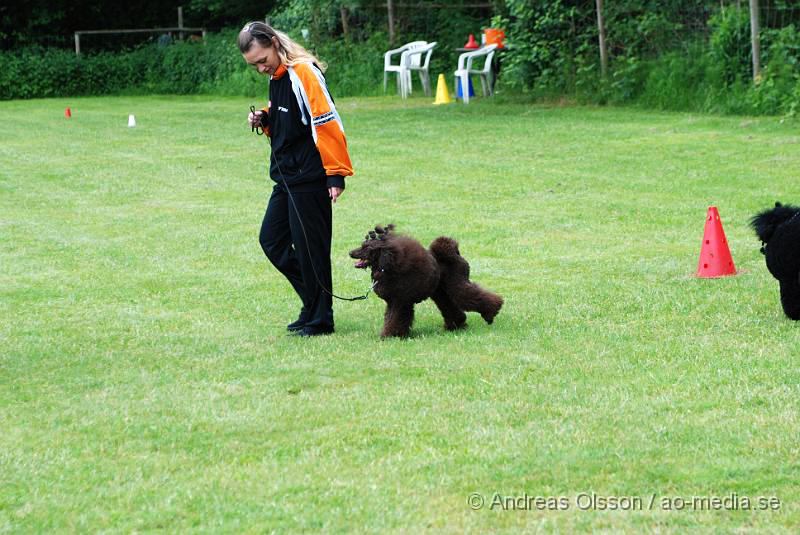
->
[492,2,800,116]
[0,31,263,100]
[0,30,396,100]
[5,18,800,117]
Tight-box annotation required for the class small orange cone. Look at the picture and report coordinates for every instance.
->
[65,107,71,118]
[696,206,737,278]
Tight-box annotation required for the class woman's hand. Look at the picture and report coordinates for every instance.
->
[329,187,343,203]
[248,110,263,129]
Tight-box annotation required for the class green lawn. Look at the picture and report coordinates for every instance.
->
[1,94,799,534]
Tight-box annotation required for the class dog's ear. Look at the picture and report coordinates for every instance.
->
[751,210,777,243]
[378,248,394,272]
[751,202,800,243]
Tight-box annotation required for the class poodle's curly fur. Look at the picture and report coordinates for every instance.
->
[349,224,504,338]
[751,201,800,320]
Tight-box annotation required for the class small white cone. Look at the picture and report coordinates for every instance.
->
[128,114,136,127]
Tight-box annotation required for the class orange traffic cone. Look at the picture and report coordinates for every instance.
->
[65,107,71,118]
[696,206,737,277]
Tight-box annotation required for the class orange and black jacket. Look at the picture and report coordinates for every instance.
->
[261,62,353,191]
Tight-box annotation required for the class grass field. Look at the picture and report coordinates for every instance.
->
[1,94,799,534]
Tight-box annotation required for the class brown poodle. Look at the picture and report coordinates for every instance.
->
[349,224,504,338]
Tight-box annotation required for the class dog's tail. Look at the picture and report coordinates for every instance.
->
[430,236,504,325]
[429,236,460,262]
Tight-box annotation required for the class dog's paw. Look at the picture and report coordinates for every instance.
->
[444,315,467,331]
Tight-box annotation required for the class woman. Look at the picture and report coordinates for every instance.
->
[239,21,353,337]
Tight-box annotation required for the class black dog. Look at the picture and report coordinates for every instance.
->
[751,202,800,320]
[349,224,504,337]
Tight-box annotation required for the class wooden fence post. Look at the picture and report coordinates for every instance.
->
[387,0,396,45]
[178,6,184,40]
[749,0,761,82]
[340,6,350,38]
[596,0,608,78]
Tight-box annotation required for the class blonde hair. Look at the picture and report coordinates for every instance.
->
[238,21,327,72]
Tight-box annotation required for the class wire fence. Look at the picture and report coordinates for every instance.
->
[37,1,800,67]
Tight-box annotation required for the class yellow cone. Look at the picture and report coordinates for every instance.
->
[433,74,452,105]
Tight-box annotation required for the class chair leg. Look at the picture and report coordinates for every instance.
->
[383,71,388,93]
[421,72,430,96]
[480,75,488,97]
[462,73,470,104]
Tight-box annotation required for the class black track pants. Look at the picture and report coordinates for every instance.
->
[259,184,333,330]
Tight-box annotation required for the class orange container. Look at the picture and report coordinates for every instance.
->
[484,28,505,48]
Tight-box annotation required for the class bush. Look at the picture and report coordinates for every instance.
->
[4,5,800,118]
[707,7,752,88]
[0,29,395,100]
[0,31,254,100]
[748,25,800,115]
[309,32,389,97]
[637,50,712,111]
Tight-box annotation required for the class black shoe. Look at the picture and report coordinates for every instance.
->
[286,308,308,332]
[291,326,334,337]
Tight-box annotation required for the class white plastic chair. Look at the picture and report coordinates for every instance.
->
[454,44,498,104]
[384,41,427,97]
[400,41,437,97]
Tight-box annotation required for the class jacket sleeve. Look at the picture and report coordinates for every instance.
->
[260,106,270,137]
[291,62,354,177]
[327,175,345,189]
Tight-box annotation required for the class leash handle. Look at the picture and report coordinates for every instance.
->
[249,105,264,136]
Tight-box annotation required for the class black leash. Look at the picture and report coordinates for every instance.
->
[251,107,373,302]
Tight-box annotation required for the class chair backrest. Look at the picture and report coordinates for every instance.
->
[404,40,427,50]
[402,41,430,68]
[478,46,497,71]
[384,41,427,67]
[459,44,498,72]
[403,42,437,70]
